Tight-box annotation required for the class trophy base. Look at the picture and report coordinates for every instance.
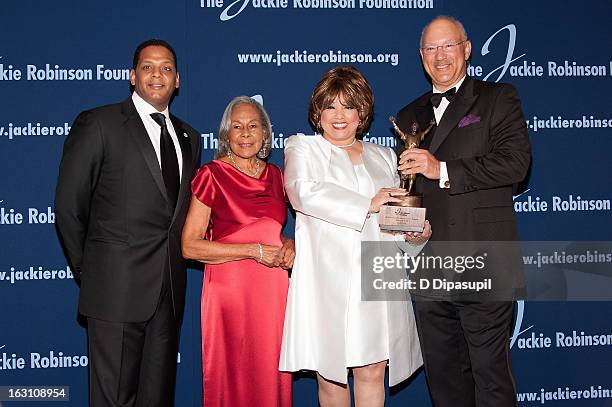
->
[379,195,426,232]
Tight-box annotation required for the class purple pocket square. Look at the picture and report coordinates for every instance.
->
[458,114,481,128]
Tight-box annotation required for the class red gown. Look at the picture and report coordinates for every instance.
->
[191,160,292,407]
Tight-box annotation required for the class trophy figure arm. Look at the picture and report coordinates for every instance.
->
[390,116,405,139]
[420,120,436,142]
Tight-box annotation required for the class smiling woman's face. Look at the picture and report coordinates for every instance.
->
[320,95,360,146]
[227,103,264,160]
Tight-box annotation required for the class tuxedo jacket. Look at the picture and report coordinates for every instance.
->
[396,77,531,296]
[55,98,201,323]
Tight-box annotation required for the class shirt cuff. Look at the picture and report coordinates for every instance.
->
[439,161,450,188]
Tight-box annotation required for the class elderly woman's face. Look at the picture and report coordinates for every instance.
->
[320,95,360,145]
[228,103,264,160]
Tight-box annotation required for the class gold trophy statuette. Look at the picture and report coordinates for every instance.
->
[379,117,435,232]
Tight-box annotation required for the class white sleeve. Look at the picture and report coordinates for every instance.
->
[284,137,370,231]
[439,161,450,188]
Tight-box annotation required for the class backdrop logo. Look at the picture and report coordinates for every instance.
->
[0,56,130,82]
[0,199,56,225]
[513,189,611,213]
[0,345,27,370]
[511,305,612,350]
[0,265,75,285]
[479,24,525,82]
[510,306,556,350]
[200,0,433,21]
[469,24,611,82]
[466,24,525,82]
[510,300,532,349]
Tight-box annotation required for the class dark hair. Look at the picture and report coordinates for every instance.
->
[132,39,178,71]
[309,65,374,137]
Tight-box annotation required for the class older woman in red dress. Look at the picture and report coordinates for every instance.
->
[182,96,294,406]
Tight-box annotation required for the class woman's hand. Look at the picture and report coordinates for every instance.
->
[369,188,407,214]
[404,220,432,245]
[256,243,283,267]
[278,237,296,269]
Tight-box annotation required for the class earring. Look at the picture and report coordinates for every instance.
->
[227,150,232,157]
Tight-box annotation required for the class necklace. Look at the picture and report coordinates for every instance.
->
[336,138,357,148]
[228,153,260,177]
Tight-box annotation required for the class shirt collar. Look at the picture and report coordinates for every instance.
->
[131,92,170,119]
[432,75,466,94]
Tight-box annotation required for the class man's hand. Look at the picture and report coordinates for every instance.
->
[404,220,432,245]
[398,148,441,180]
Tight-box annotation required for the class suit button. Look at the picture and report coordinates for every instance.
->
[444,180,450,188]
[448,218,456,226]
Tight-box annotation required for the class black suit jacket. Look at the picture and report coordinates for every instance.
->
[396,77,531,296]
[55,98,201,323]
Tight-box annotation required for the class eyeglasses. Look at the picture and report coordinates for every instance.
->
[421,40,468,55]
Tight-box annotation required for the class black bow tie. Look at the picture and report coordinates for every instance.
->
[430,87,457,108]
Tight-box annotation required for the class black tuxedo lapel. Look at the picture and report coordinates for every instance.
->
[170,115,192,223]
[429,78,478,154]
[122,99,169,204]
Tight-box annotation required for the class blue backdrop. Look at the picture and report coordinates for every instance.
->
[1,0,612,405]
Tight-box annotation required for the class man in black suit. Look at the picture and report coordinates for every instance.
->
[396,16,531,406]
[55,39,201,406]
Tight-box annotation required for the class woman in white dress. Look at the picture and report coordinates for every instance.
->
[279,66,432,406]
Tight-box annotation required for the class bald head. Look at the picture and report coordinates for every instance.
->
[420,16,468,48]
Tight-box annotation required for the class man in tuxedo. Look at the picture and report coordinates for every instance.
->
[55,39,201,406]
[396,16,531,406]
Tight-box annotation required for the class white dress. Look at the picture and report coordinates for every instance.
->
[279,134,423,386]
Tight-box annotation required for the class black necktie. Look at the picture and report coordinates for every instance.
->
[430,87,457,108]
[150,113,180,210]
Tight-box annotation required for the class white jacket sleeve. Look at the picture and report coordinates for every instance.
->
[284,137,370,231]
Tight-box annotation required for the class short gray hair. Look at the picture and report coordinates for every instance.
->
[420,15,468,47]
[216,96,273,160]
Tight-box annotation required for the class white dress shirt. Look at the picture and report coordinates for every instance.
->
[433,75,466,189]
[131,92,183,181]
